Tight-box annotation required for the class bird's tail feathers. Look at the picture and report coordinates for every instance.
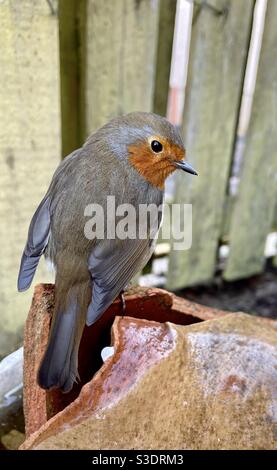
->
[37,280,90,393]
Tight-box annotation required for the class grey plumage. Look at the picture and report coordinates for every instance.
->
[87,237,152,325]
[18,112,185,392]
[37,297,79,393]
[17,196,51,292]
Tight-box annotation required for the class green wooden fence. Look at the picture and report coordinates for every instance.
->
[168,0,277,288]
[0,0,276,356]
[224,0,277,280]
[167,0,254,289]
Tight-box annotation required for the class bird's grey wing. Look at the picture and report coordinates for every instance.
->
[86,238,151,326]
[17,195,51,292]
[17,148,82,292]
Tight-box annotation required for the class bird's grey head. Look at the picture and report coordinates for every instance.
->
[103,112,184,160]
[93,112,198,190]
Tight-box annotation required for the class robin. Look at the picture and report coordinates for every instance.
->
[18,112,197,392]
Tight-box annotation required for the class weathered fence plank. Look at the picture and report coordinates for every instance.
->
[59,0,80,157]
[153,0,177,117]
[167,0,254,290]
[80,0,160,139]
[224,0,277,281]
[0,0,60,356]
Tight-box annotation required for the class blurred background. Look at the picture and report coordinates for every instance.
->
[0,0,276,369]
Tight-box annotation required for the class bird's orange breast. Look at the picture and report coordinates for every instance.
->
[128,139,184,190]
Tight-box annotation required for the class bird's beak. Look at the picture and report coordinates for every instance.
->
[173,160,198,176]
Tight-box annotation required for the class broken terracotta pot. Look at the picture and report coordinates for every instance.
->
[21,284,277,449]
[23,283,228,437]
[21,313,277,450]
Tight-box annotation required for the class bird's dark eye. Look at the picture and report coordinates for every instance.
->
[151,140,163,153]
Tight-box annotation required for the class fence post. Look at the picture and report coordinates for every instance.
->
[79,0,160,140]
[167,0,254,290]
[0,0,60,356]
[59,0,80,158]
[153,0,177,117]
[224,0,277,280]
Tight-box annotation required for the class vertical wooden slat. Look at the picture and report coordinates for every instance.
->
[167,0,254,290]
[59,0,80,157]
[224,0,277,281]
[0,0,60,356]
[79,0,160,139]
[273,202,277,268]
[153,0,177,117]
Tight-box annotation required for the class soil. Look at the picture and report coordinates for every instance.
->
[177,260,277,320]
